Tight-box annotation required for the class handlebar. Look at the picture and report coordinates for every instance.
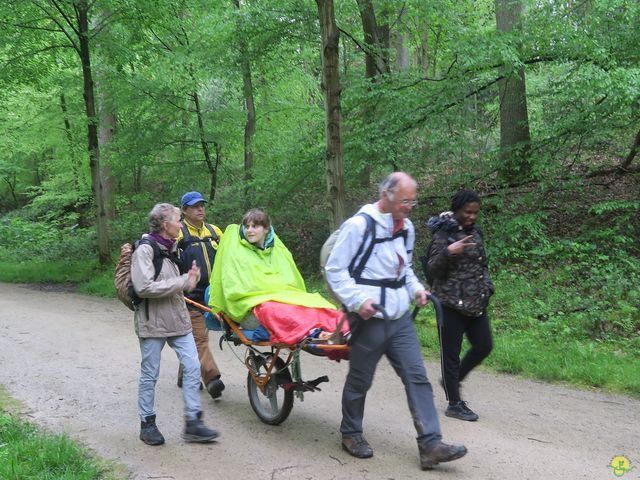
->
[426,293,444,327]
[373,294,443,327]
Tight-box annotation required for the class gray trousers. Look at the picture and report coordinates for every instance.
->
[341,309,442,446]
[138,333,201,421]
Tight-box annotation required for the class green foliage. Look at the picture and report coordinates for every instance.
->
[0,260,99,284]
[0,217,97,262]
[0,412,115,480]
[0,0,638,397]
[78,269,117,298]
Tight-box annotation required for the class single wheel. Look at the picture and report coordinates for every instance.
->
[247,354,294,425]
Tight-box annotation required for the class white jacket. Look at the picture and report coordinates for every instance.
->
[325,202,424,320]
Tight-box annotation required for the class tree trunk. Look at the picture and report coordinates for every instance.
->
[356,0,389,77]
[191,90,218,201]
[77,1,110,265]
[59,93,80,192]
[210,142,222,202]
[620,127,640,170]
[234,0,256,207]
[97,97,116,219]
[495,0,532,182]
[3,173,17,205]
[356,0,391,188]
[94,10,116,220]
[316,0,346,230]
[392,31,409,72]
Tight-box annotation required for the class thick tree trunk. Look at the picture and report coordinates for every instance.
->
[495,0,532,182]
[316,0,346,230]
[97,98,116,219]
[77,1,110,265]
[94,10,116,220]
[356,0,389,77]
[356,0,391,188]
[392,31,409,72]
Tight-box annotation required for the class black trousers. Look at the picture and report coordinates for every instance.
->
[438,305,493,404]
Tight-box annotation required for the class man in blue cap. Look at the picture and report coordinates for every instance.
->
[176,191,225,399]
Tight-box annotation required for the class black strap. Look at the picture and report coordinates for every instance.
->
[179,223,218,249]
[134,238,184,317]
[354,277,406,289]
[348,213,375,277]
[137,238,166,280]
[350,219,409,281]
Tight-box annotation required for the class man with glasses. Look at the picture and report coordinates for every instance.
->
[325,172,467,470]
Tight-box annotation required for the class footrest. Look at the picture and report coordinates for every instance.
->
[280,375,329,392]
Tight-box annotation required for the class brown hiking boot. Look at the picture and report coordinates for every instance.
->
[419,440,467,470]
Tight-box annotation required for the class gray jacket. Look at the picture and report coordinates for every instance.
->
[131,236,191,338]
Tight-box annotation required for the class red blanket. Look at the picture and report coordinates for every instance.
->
[253,301,348,344]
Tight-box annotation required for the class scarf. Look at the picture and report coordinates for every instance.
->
[148,232,175,251]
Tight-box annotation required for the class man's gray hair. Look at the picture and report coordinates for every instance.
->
[148,203,180,233]
[378,172,416,200]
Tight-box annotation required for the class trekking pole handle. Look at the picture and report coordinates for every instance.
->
[426,293,444,328]
[371,303,389,321]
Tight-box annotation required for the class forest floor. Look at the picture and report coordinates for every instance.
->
[0,282,638,480]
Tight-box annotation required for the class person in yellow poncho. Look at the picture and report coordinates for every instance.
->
[209,209,348,344]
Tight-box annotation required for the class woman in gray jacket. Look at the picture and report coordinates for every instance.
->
[131,203,218,445]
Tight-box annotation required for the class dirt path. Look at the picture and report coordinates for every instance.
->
[0,283,637,480]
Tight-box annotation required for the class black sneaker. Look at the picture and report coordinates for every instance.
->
[341,434,373,458]
[206,378,225,399]
[183,412,219,443]
[140,415,165,446]
[445,401,479,421]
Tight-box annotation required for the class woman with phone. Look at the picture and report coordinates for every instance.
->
[425,189,495,422]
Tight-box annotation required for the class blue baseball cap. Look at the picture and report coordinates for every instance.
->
[181,191,207,206]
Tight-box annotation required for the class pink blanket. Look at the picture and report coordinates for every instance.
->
[253,301,348,344]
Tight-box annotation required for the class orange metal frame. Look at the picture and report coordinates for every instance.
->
[184,297,348,393]
[184,297,349,352]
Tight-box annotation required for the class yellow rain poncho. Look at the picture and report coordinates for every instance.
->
[209,224,335,322]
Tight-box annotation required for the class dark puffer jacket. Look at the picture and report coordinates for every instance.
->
[425,212,494,317]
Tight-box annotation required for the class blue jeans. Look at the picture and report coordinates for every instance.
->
[341,309,442,446]
[138,333,201,421]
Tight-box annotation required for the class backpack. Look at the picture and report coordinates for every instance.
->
[420,239,436,288]
[177,223,219,300]
[177,223,219,251]
[114,238,179,311]
[320,213,373,300]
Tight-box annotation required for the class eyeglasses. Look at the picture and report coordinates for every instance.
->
[398,199,418,207]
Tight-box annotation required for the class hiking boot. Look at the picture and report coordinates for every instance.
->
[341,434,373,459]
[445,401,479,421]
[206,378,225,399]
[419,440,467,470]
[176,364,203,390]
[140,415,165,446]
[183,412,219,443]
